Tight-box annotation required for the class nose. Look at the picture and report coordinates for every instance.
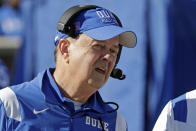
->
[100,50,115,63]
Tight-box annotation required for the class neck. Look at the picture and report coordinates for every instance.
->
[53,68,97,103]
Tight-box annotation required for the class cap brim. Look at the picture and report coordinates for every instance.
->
[84,25,137,48]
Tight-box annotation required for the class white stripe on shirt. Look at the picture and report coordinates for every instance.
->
[0,87,21,121]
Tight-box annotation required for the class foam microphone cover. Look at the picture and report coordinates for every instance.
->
[111,68,126,80]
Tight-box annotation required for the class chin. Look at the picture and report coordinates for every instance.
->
[87,79,105,89]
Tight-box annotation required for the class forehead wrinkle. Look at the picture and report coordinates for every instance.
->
[76,34,94,47]
[106,38,120,49]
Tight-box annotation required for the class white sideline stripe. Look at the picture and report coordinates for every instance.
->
[186,89,196,99]
[186,89,196,126]
[0,87,21,121]
[115,112,127,131]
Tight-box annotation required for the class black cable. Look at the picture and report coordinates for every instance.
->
[104,102,119,113]
[98,118,105,131]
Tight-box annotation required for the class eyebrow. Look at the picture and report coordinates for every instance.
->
[94,39,120,49]
[113,44,120,49]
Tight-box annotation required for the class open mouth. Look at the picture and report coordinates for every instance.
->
[95,67,106,75]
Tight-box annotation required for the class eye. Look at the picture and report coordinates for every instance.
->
[110,48,118,55]
[92,44,104,50]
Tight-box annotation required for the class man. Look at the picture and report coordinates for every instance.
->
[153,90,196,131]
[0,5,136,130]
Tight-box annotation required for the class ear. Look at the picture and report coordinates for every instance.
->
[58,38,70,62]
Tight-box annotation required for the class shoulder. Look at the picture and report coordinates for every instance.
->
[0,80,43,122]
[171,89,196,122]
[153,99,174,131]
[0,87,17,100]
[115,112,127,131]
[153,90,196,131]
[184,89,196,100]
[10,70,46,97]
[0,87,21,121]
[161,89,196,122]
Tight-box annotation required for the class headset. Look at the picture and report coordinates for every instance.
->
[57,5,126,80]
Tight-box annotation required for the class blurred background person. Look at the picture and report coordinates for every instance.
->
[0,59,10,89]
[0,0,23,88]
[0,0,23,37]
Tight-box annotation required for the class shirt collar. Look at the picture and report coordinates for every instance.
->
[82,91,108,113]
[41,68,72,105]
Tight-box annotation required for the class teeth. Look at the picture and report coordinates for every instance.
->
[95,67,106,74]
[98,67,105,71]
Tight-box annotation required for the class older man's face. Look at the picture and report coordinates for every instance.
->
[68,34,119,89]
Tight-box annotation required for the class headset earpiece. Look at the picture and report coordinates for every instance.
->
[63,24,77,38]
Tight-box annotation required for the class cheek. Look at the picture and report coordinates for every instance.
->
[105,58,117,79]
[82,53,100,74]
[70,50,99,73]
[109,56,117,69]
[107,64,115,77]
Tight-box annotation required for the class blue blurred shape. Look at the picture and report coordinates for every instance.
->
[0,59,10,89]
[154,0,196,129]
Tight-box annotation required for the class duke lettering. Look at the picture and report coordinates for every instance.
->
[96,10,117,24]
[85,116,109,131]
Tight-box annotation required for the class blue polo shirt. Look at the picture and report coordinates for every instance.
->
[0,68,127,131]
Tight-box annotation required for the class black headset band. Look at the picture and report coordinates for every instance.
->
[57,5,100,32]
[57,5,122,33]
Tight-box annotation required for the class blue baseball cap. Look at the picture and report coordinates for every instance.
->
[55,7,137,48]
